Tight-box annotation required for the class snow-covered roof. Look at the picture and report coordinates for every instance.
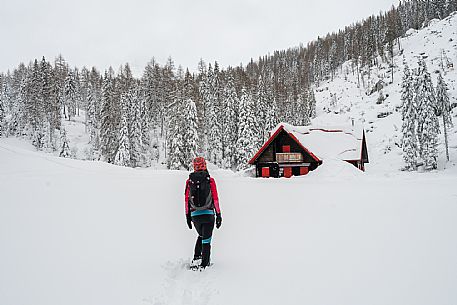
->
[268,123,365,161]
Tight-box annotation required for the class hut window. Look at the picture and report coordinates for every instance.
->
[300,167,309,175]
[282,145,290,153]
[276,153,303,163]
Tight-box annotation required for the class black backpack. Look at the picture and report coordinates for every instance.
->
[188,171,213,210]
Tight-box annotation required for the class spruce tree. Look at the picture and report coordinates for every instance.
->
[222,73,239,169]
[401,62,418,170]
[183,98,199,170]
[308,88,317,119]
[166,94,186,170]
[39,57,59,150]
[436,72,453,162]
[207,63,223,166]
[256,74,269,140]
[86,68,102,152]
[297,90,310,126]
[129,88,142,168]
[415,58,439,170]
[263,73,277,137]
[59,128,71,158]
[0,79,4,136]
[29,60,44,148]
[199,65,210,155]
[168,131,184,170]
[166,85,187,170]
[64,70,78,121]
[114,92,131,167]
[100,69,117,163]
[236,88,258,171]
[139,94,152,167]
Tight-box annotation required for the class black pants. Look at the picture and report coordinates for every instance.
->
[192,214,215,267]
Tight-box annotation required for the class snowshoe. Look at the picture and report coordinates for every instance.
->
[187,257,213,271]
[188,263,213,271]
[190,256,202,267]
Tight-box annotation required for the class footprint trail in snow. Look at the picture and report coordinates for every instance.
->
[144,259,219,305]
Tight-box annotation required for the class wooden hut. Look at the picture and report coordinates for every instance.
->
[248,123,369,178]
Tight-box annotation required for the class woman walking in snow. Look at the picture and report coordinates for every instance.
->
[184,157,222,269]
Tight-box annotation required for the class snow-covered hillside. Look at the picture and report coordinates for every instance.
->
[52,13,457,176]
[313,12,457,173]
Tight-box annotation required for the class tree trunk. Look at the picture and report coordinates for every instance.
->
[391,55,394,84]
[443,116,449,162]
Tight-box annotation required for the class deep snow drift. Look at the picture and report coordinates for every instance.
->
[1,137,457,305]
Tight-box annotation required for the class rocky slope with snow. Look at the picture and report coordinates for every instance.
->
[313,12,457,174]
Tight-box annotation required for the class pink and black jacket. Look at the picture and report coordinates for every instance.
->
[185,176,221,217]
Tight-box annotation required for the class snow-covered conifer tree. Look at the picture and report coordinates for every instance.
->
[297,90,310,126]
[129,88,143,168]
[64,70,78,121]
[27,60,45,149]
[39,57,59,150]
[114,93,131,167]
[401,62,418,170]
[166,83,187,170]
[415,58,439,170]
[168,131,184,170]
[86,68,102,152]
[222,73,239,169]
[256,74,269,140]
[0,80,4,136]
[59,128,71,158]
[100,69,118,163]
[198,65,210,155]
[207,63,223,167]
[256,73,277,142]
[308,88,317,119]
[167,96,187,170]
[436,72,453,162]
[263,75,277,137]
[139,95,152,167]
[183,99,199,170]
[236,88,258,171]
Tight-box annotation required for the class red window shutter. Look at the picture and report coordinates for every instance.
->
[300,167,309,175]
[284,167,292,178]
[282,145,290,153]
[261,167,270,177]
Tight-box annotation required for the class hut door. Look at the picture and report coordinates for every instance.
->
[283,167,292,178]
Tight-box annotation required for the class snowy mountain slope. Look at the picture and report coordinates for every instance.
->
[53,14,457,176]
[1,137,457,305]
[313,12,457,174]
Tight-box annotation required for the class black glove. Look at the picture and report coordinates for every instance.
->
[216,213,222,229]
[186,214,192,229]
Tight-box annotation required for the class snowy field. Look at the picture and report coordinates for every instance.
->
[1,137,457,305]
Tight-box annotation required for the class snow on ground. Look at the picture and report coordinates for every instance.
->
[2,12,457,305]
[1,136,457,305]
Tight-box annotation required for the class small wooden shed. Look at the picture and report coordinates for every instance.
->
[248,123,369,178]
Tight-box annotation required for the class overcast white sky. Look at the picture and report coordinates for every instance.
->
[1,0,399,76]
